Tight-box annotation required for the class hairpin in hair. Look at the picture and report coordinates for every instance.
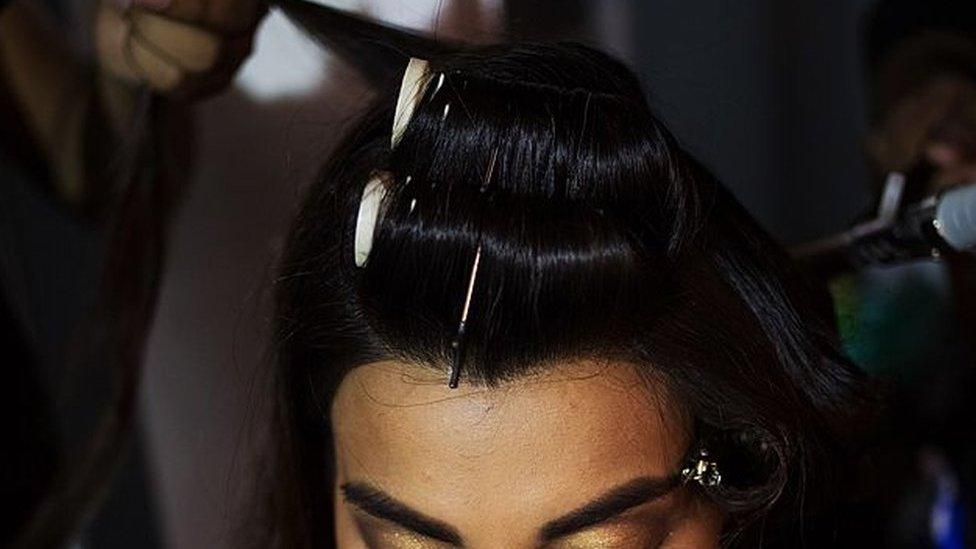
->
[480,149,498,193]
[351,56,484,389]
[447,148,499,387]
[354,57,433,267]
[448,245,482,388]
[681,447,722,487]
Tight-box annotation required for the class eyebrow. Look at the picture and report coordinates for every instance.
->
[341,474,682,547]
[340,482,464,545]
[539,475,683,542]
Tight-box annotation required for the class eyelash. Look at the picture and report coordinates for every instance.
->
[348,493,680,548]
[352,510,454,549]
[547,504,672,548]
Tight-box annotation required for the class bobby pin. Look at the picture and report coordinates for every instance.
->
[448,147,500,386]
[430,72,446,100]
[480,149,499,193]
[449,245,482,388]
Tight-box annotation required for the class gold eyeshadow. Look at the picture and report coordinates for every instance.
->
[363,529,444,549]
[352,511,453,549]
[348,491,678,548]
[549,527,641,548]
[547,499,672,548]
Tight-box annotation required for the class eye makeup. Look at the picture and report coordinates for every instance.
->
[340,477,689,548]
[351,511,455,549]
[545,496,673,549]
[340,482,463,546]
[548,528,647,549]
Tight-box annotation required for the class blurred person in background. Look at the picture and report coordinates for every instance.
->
[3,0,504,546]
[825,0,976,546]
[1,0,264,544]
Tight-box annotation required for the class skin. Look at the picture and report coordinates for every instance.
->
[871,72,976,190]
[95,0,260,99]
[331,360,724,548]
[1,0,258,214]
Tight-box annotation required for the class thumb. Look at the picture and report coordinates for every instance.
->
[122,0,261,34]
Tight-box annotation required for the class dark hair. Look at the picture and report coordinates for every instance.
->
[258,2,870,546]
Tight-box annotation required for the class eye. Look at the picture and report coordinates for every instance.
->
[351,511,455,549]
[546,528,666,549]
[546,506,671,548]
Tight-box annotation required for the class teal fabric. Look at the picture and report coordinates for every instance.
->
[833,260,956,381]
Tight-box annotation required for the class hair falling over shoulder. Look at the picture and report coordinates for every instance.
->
[251,1,876,547]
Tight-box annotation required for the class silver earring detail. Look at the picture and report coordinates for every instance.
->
[682,447,722,487]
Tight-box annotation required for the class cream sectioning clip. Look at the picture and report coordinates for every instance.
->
[353,57,433,267]
[352,57,479,389]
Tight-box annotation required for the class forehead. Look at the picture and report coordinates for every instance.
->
[330,360,691,534]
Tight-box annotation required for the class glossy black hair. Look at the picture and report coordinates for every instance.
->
[258,2,871,546]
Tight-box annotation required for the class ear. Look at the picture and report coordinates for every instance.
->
[274,0,460,89]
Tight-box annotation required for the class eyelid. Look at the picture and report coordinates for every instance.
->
[546,490,678,545]
[340,483,463,545]
[350,506,461,548]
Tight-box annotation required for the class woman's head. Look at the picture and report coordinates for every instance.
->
[331,359,722,547]
[265,7,868,546]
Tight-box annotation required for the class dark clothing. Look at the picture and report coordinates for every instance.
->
[867,0,976,69]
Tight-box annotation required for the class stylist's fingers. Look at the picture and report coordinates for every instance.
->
[128,12,254,96]
[96,0,256,98]
[927,141,976,188]
[125,0,262,35]
[97,6,200,93]
[171,59,240,98]
[163,33,253,98]
[95,2,137,83]
[871,76,976,177]
[127,26,185,92]
[95,2,174,91]
[129,10,220,73]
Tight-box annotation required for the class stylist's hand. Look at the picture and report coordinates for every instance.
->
[94,0,264,99]
[871,74,976,190]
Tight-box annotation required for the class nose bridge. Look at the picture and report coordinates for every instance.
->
[452,492,543,549]
[450,499,542,549]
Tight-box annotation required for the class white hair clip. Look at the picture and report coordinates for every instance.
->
[354,57,432,267]
[353,174,388,267]
[391,57,432,148]
[351,57,489,390]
